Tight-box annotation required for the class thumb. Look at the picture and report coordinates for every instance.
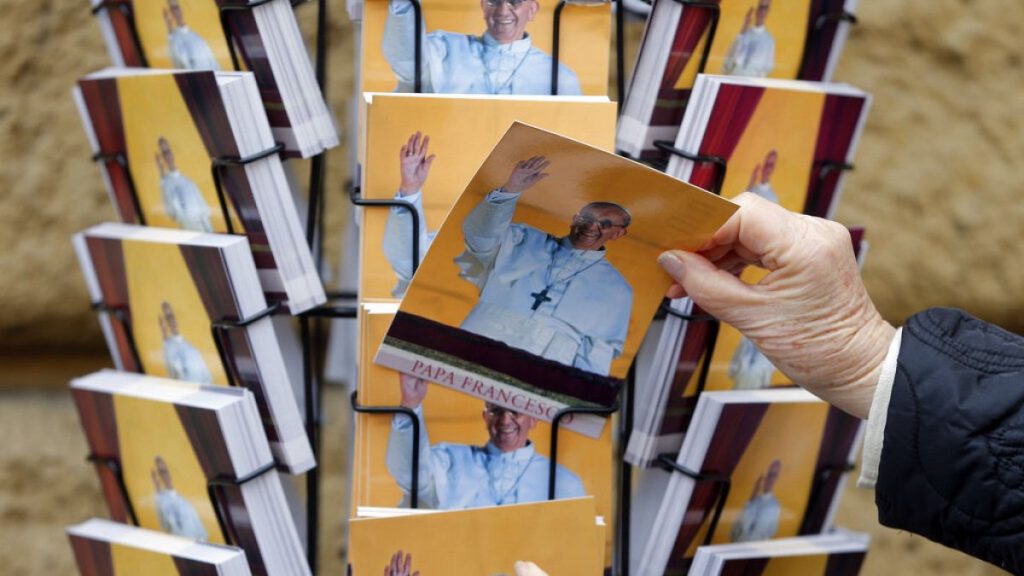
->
[658,250,760,321]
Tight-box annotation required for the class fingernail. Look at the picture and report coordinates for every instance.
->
[658,251,686,278]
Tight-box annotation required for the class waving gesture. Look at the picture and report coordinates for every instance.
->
[399,131,436,196]
[501,156,550,195]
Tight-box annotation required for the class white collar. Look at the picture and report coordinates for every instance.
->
[481,32,533,54]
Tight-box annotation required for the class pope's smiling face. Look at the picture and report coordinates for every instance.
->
[481,0,539,44]
[483,404,537,452]
[568,204,630,251]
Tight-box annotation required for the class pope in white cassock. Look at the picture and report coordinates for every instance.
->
[381,0,581,94]
[156,137,213,233]
[729,335,776,390]
[163,0,221,71]
[454,156,633,376]
[152,456,208,541]
[730,460,782,542]
[386,374,585,509]
[159,301,214,385]
[722,0,775,78]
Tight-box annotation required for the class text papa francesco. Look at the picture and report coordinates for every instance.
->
[409,360,570,421]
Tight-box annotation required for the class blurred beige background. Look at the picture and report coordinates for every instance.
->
[0,0,1020,574]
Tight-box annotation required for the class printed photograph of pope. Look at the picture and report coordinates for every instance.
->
[453,155,633,376]
[381,0,581,94]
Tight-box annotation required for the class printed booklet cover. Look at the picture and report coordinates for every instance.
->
[73,223,313,473]
[373,122,737,438]
[359,92,617,300]
[354,303,616,567]
[89,0,338,157]
[71,371,310,575]
[74,68,325,313]
[349,497,604,575]
[67,518,252,576]
[361,0,610,96]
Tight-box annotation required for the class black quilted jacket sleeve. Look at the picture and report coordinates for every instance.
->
[876,308,1024,574]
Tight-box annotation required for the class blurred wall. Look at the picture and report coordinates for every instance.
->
[0,0,1021,354]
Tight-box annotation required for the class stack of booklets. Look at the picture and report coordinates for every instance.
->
[690,531,870,575]
[348,498,606,575]
[73,223,314,474]
[618,0,857,159]
[68,518,252,576]
[631,388,863,575]
[625,73,871,466]
[74,68,326,313]
[90,0,338,157]
[70,370,310,575]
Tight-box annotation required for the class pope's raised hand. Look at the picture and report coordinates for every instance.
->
[398,373,428,409]
[501,156,550,194]
[398,131,436,196]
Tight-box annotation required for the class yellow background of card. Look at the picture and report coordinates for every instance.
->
[361,0,611,96]
[114,393,224,544]
[718,87,826,210]
[111,541,180,575]
[118,74,242,232]
[710,0,812,79]
[763,553,829,575]
[355,306,616,564]
[349,497,603,575]
[360,94,617,300]
[133,0,232,70]
[123,239,228,384]
[685,400,829,554]
[396,122,736,379]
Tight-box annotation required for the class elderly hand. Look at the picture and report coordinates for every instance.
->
[658,192,895,419]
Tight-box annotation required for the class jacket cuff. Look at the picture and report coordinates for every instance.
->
[857,326,902,489]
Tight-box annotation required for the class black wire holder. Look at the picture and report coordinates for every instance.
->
[548,403,620,500]
[798,460,856,533]
[349,391,423,509]
[348,182,424,275]
[210,144,286,235]
[86,452,278,546]
[656,453,732,547]
[87,454,140,527]
[91,151,146,226]
[797,10,858,79]
[807,160,854,217]
[90,1,150,67]
[208,461,279,546]
[209,303,282,388]
[658,302,720,405]
[89,143,286,232]
[90,301,144,373]
[550,0,613,96]
[652,139,728,195]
